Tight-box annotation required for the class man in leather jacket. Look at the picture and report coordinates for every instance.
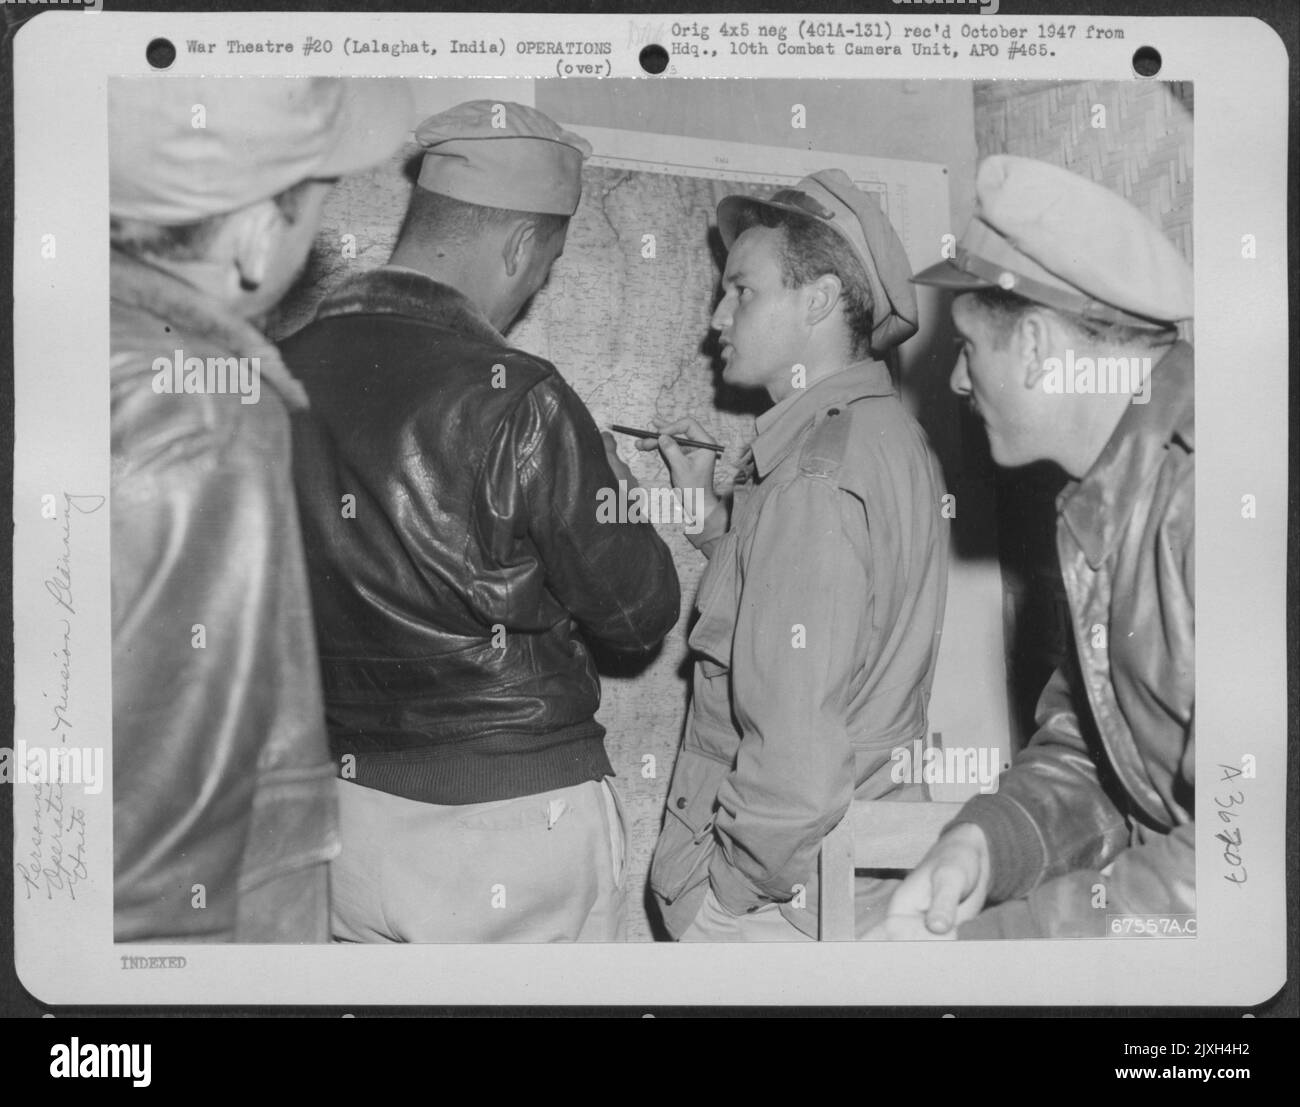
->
[109,78,411,941]
[283,102,680,942]
[875,155,1195,939]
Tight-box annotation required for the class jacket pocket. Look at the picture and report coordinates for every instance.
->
[650,749,727,905]
[687,542,738,675]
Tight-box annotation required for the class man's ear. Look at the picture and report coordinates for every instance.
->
[1018,309,1053,389]
[804,273,843,328]
[229,199,284,293]
[502,219,538,278]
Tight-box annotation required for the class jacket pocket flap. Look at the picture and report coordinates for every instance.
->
[664,766,722,840]
[650,762,722,906]
[687,561,736,673]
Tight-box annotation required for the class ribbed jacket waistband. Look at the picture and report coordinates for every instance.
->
[332,722,613,805]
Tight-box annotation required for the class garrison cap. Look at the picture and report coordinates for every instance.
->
[415,100,592,216]
[110,77,412,224]
[912,155,1192,328]
[718,169,919,355]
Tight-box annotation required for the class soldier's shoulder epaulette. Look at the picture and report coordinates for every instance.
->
[797,401,856,482]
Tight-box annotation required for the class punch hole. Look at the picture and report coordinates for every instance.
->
[1131,46,1162,78]
[146,38,177,70]
[639,44,669,75]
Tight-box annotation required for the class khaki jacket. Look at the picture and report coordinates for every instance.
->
[651,361,950,938]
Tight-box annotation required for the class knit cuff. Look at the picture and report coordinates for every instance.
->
[945,794,1045,904]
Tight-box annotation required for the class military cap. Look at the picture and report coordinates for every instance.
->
[110,77,412,225]
[415,100,592,216]
[913,154,1192,327]
[717,169,919,354]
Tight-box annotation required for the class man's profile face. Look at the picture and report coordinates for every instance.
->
[949,292,1050,468]
[712,225,812,401]
[238,179,335,320]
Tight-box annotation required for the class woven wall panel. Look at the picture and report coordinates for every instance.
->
[974,80,1194,269]
[971,80,1196,396]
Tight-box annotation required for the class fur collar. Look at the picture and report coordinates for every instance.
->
[313,266,506,348]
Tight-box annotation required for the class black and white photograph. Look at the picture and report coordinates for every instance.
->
[5,6,1290,1018]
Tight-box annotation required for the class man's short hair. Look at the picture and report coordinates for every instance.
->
[731,203,876,359]
[398,187,569,253]
[966,288,1178,350]
[110,179,317,262]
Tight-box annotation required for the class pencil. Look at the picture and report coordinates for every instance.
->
[610,424,726,454]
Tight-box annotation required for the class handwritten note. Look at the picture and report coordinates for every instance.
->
[16,492,104,902]
[18,780,89,901]
[1216,761,1247,886]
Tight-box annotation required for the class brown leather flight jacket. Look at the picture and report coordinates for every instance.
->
[111,250,338,943]
[282,268,681,805]
[956,341,1196,938]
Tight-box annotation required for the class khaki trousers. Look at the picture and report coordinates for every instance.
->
[679,887,816,942]
[678,876,900,942]
[331,777,628,942]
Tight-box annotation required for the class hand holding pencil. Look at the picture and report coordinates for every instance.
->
[624,416,723,526]
[611,424,725,455]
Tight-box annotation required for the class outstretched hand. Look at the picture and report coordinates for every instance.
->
[866,824,993,939]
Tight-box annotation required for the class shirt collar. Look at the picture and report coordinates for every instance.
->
[751,359,895,479]
[1058,341,1194,569]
